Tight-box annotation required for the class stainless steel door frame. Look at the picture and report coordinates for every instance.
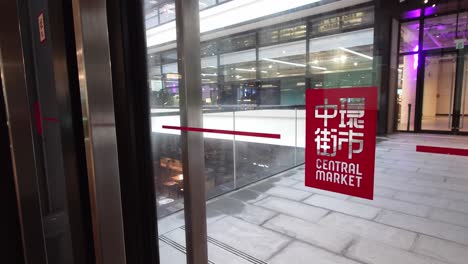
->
[0,1,48,263]
[175,0,209,263]
[72,0,127,263]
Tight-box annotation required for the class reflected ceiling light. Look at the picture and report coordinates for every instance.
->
[354,62,359,66]
[339,47,373,60]
[263,58,306,67]
[424,0,428,3]
[261,71,268,73]
[235,68,256,72]
[312,60,319,64]
[340,55,347,63]
[276,72,281,75]
[201,73,217,76]
[268,65,273,69]
[311,66,327,70]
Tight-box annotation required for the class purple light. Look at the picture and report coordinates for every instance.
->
[424,6,437,16]
[403,9,422,20]
[413,45,419,70]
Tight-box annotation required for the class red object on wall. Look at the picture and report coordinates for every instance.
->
[305,87,378,200]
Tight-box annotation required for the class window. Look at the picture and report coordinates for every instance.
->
[220,49,257,83]
[159,2,176,24]
[400,20,420,53]
[259,40,306,79]
[310,7,374,37]
[218,33,256,53]
[259,22,307,45]
[309,29,374,88]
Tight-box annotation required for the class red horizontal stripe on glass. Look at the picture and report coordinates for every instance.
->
[416,145,468,157]
[162,125,281,139]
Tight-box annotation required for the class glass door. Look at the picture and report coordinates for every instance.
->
[461,52,468,132]
[421,52,457,131]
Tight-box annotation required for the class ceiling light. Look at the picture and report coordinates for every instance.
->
[276,72,281,75]
[424,0,428,3]
[311,66,327,70]
[354,62,359,66]
[339,47,373,60]
[312,60,319,64]
[235,68,256,72]
[263,58,306,67]
[268,65,273,69]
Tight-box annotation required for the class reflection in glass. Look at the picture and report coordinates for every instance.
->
[309,29,374,88]
[259,22,306,45]
[400,20,420,53]
[396,55,417,131]
[423,14,459,50]
[259,40,306,79]
[220,49,256,83]
[159,2,176,24]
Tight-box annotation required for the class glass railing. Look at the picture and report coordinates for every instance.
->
[151,104,305,218]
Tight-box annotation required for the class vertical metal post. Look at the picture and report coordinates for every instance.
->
[174,0,208,264]
[0,1,48,263]
[71,0,127,263]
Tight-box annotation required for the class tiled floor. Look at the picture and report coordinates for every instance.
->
[398,116,468,132]
[157,133,468,264]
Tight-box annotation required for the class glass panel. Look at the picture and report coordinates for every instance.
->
[400,20,420,53]
[218,33,256,53]
[259,22,306,45]
[203,111,235,199]
[461,53,468,132]
[144,4,187,264]
[159,2,176,24]
[396,55,417,131]
[459,12,468,41]
[309,29,374,88]
[220,49,256,83]
[310,7,374,37]
[421,53,456,131]
[199,0,216,10]
[423,14,458,50]
[259,40,306,79]
[145,9,159,29]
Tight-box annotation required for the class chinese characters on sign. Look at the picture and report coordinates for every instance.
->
[305,87,378,199]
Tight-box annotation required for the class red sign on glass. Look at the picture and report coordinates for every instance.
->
[305,87,378,200]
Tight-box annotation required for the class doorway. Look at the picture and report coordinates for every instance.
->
[396,10,468,134]
[418,51,467,133]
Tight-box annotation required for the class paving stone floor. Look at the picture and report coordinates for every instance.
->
[157,134,468,264]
